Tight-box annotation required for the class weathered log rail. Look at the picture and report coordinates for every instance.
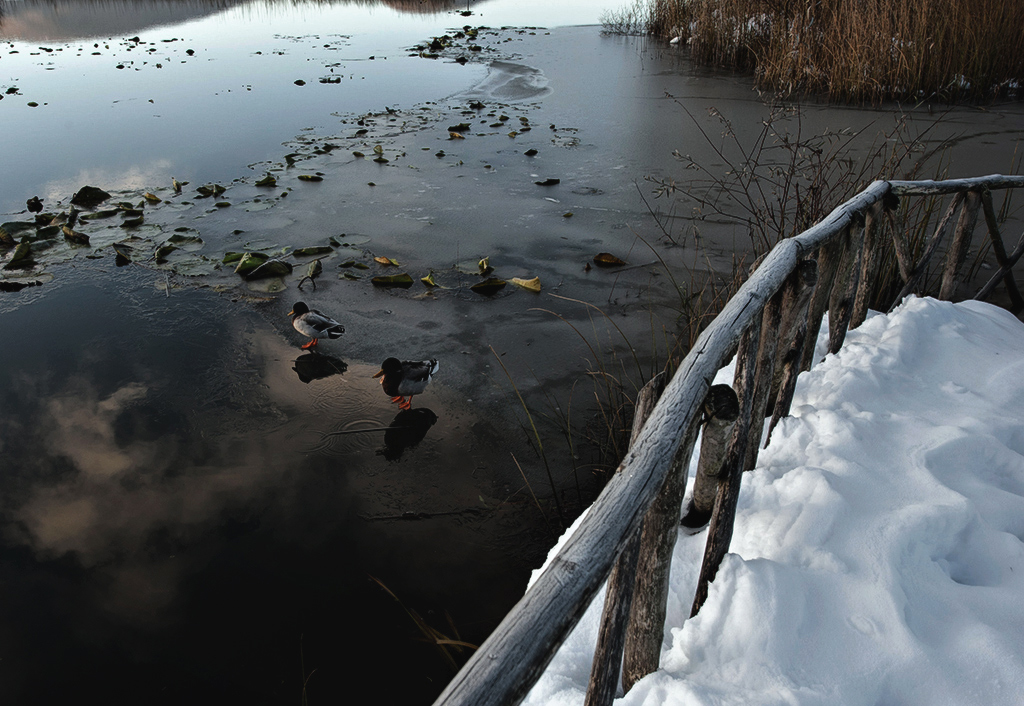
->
[433,174,1024,706]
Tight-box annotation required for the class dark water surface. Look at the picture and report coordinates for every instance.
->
[2,1,1024,704]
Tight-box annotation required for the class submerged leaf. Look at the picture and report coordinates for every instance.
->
[470,277,506,296]
[511,276,541,292]
[372,273,414,288]
[593,252,627,267]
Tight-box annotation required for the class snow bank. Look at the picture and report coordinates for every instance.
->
[523,296,1024,706]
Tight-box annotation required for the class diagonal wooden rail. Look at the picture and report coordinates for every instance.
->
[434,174,1024,706]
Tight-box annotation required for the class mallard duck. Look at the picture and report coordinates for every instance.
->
[289,301,344,349]
[373,358,438,410]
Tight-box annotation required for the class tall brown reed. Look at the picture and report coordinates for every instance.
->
[643,0,1024,103]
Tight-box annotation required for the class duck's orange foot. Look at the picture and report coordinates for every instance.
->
[390,396,405,405]
[399,399,412,411]
[301,338,318,350]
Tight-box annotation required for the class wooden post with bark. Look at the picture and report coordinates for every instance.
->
[680,385,740,532]
[584,372,668,706]
[690,314,762,617]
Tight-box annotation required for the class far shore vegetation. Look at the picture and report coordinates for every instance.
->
[603,0,1024,104]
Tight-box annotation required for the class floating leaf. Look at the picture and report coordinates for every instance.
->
[448,132,465,140]
[154,244,177,262]
[524,148,538,156]
[447,122,471,133]
[81,209,120,221]
[373,144,384,155]
[563,212,574,218]
[144,192,162,204]
[374,256,400,266]
[121,216,144,228]
[36,225,62,239]
[297,174,323,182]
[255,174,277,187]
[421,271,443,287]
[470,277,506,296]
[372,273,414,288]
[478,257,493,275]
[511,276,541,292]
[352,151,365,158]
[593,252,627,267]
[373,157,389,164]
[293,246,333,257]
[534,178,560,186]
[353,262,370,270]
[196,184,226,197]
[1,222,38,244]
[223,252,244,264]
[167,233,203,247]
[341,272,360,280]
[62,227,90,246]
[246,259,293,279]
[3,240,33,269]
[234,252,269,275]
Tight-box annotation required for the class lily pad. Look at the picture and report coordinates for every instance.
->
[470,277,506,296]
[234,252,269,276]
[0,222,37,244]
[167,233,204,248]
[245,259,293,280]
[593,252,627,267]
[297,174,323,182]
[255,174,277,187]
[293,246,333,257]
[374,256,400,267]
[372,273,414,289]
[3,240,33,269]
[154,244,177,262]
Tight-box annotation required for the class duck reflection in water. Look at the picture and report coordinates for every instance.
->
[379,408,438,461]
[291,351,348,384]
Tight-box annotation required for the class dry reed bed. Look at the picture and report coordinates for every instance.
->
[647,0,1024,102]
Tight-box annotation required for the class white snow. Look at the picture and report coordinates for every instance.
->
[523,296,1024,706]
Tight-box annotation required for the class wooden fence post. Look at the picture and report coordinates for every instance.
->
[891,192,965,308]
[620,397,705,691]
[939,190,981,300]
[583,372,667,706]
[976,189,1024,311]
[828,222,865,354]
[800,239,843,372]
[690,313,762,618]
[765,259,818,446]
[680,385,740,531]
[742,287,783,472]
[851,203,883,328]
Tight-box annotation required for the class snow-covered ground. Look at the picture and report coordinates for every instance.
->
[523,296,1024,706]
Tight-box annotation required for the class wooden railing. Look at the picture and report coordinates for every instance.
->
[434,174,1024,706]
